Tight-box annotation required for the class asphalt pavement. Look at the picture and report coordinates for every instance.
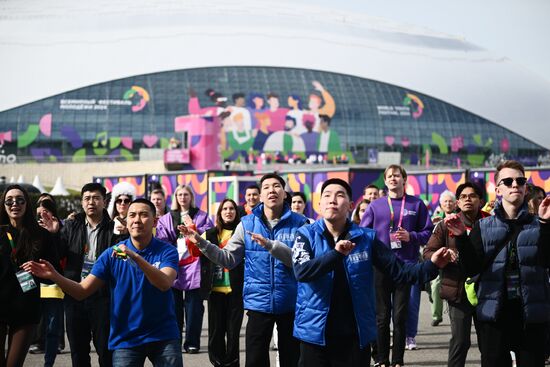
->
[23,294,480,366]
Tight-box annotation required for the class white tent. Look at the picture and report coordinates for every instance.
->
[50,177,70,196]
[32,175,47,193]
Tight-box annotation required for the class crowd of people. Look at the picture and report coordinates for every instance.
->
[0,160,549,367]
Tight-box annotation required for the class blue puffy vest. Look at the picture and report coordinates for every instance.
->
[477,203,550,323]
[293,220,377,348]
[240,204,307,314]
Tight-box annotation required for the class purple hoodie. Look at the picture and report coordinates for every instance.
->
[156,208,213,290]
[360,195,433,263]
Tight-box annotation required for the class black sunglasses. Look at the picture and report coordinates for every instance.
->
[4,197,26,206]
[116,198,131,204]
[498,177,527,187]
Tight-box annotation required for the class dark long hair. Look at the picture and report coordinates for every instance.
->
[215,198,240,234]
[0,184,42,263]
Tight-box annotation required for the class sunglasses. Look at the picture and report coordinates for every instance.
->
[116,198,131,204]
[498,177,527,187]
[4,197,26,206]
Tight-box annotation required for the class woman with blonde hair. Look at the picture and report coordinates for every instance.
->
[156,184,213,354]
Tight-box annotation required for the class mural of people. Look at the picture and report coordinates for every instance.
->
[252,112,271,151]
[247,93,265,132]
[263,115,306,153]
[265,93,289,133]
[287,94,306,135]
[307,80,335,131]
[317,114,341,153]
[300,114,319,154]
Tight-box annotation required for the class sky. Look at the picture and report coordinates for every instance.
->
[305,0,550,83]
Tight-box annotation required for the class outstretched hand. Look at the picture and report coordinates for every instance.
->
[430,247,457,269]
[21,259,58,280]
[538,195,550,221]
[178,225,200,243]
[248,232,270,249]
[444,213,467,236]
[39,211,60,234]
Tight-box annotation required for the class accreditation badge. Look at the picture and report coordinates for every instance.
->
[16,270,37,293]
[389,230,402,250]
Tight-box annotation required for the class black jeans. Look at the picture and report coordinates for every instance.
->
[298,337,371,367]
[64,294,112,367]
[477,299,546,367]
[245,310,299,367]
[447,298,478,367]
[208,291,244,367]
[374,268,410,366]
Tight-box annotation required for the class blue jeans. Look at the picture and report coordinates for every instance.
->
[406,282,421,338]
[43,298,64,367]
[112,339,183,367]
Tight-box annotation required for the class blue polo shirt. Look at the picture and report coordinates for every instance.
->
[91,236,180,350]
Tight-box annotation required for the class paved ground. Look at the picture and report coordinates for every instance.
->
[23,295,480,366]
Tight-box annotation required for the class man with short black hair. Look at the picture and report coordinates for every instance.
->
[447,160,550,366]
[180,173,307,367]
[24,199,182,367]
[363,184,380,203]
[424,182,487,367]
[56,182,125,367]
[292,178,453,367]
[238,184,261,217]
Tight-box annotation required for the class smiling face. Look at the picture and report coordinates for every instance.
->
[495,167,527,208]
[260,178,285,210]
[4,189,27,224]
[384,168,406,193]
[320,184,352,223]
[220,201,237,224]
[363,187,379,202]
[440,195,457,215]
[115,195,131,218]
[126,202,156,240]
[245,187,260,208]
[291,195,306,215]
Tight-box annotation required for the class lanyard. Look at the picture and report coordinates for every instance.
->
[7,232,16,255]
[387,196,406,231]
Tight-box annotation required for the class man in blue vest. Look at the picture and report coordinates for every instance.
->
[291,178,454,367]
[446,160,550,366]
[181,173,308,367]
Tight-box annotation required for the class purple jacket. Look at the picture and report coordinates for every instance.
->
[360,195,433,263]
[156,208,213,290]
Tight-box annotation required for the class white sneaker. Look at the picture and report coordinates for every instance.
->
[406,337,417,350]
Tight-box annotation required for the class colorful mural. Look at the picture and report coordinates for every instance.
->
[95,167,549,219]
[426,172,466,207]
[95,176,146,198]
[4,67,544,168]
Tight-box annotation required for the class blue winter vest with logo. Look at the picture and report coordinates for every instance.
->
[241,204,307,314]
[293,221,377,348]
